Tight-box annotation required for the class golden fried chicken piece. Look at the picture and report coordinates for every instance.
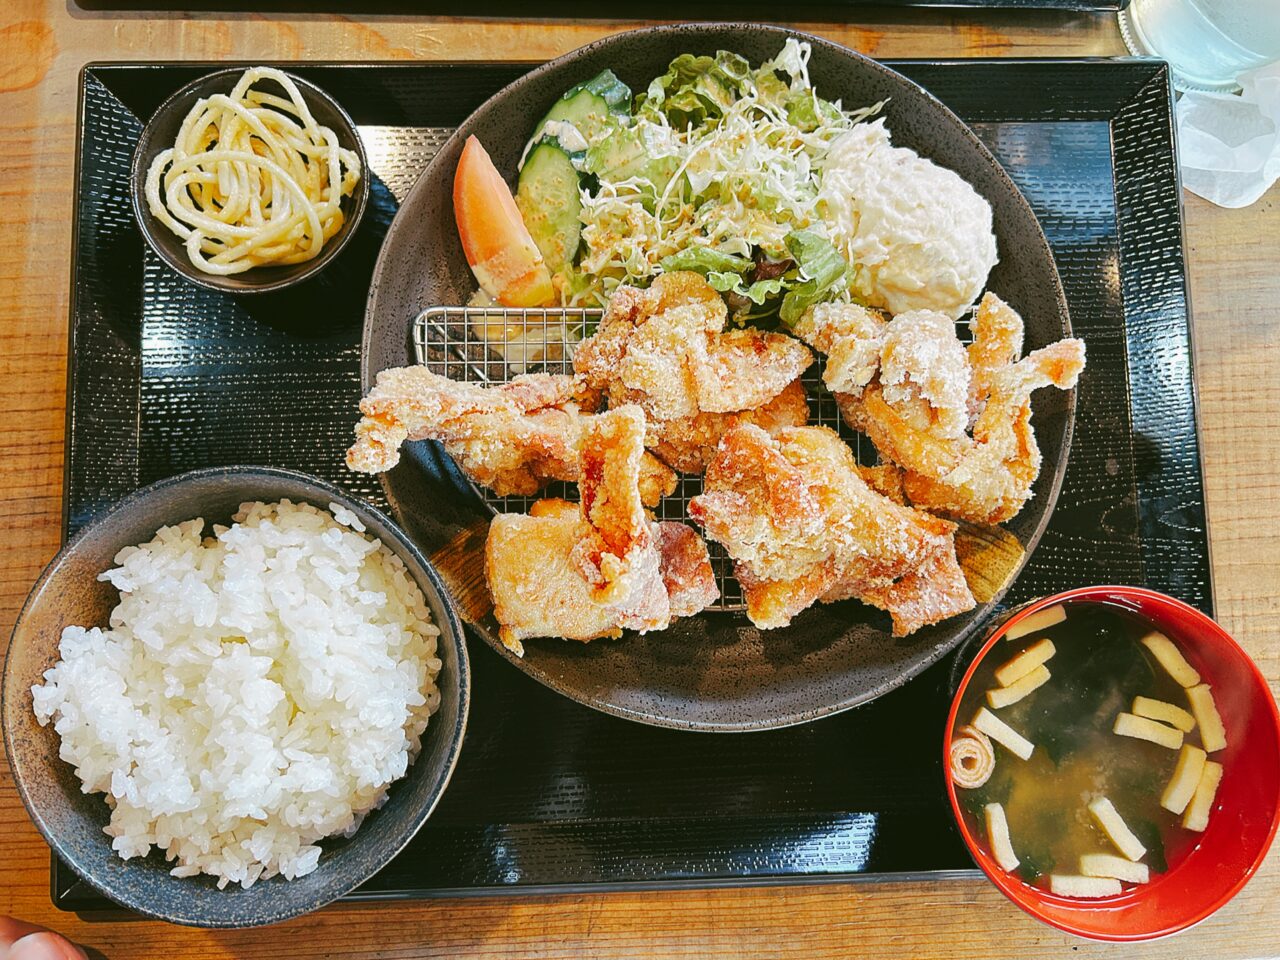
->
[839,384,967,480]
[731,561,842,632]
[571,406,670,623]
[833,543,975,638]
[855,463,906,504]
[792,301,887,396]
[767,426,964,608]
[689,424,974,635]
[347,366,676,507]
[573,271,813,421]
[646,379,811,474]
[902,338,1086,523]
[691,427,831,586]
[485,502,621,654]
[699,329,812,413]
[655,522,721,617]
[879,309,972,441]
[485,406,717,654]
[348,368,581,472]
[967,292,1025,417]
[808,293,1085,526]
[833,307,973,479]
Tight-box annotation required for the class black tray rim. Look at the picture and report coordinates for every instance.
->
[54,55,1208,911]
[1140,68,1217,607]
[58,865,986,916]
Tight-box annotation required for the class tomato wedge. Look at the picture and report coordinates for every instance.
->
[453,135,555,307]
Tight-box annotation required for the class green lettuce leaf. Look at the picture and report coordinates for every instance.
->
[705,272,791,305]
[737,275,790,305]
[705,270,744,293]
[778,230,849,325]
[752,68,791,110]
[785,90,846,133]
[661,230,847,325]
[638,50,751,128]
[660,247,752,276]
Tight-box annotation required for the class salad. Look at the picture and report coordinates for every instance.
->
[453,38,997,337]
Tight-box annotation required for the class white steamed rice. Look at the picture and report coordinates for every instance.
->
[31,499,442,889]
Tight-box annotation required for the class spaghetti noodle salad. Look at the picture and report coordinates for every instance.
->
[144,67,362,276]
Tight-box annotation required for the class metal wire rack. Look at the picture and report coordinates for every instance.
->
[412,305,973,612]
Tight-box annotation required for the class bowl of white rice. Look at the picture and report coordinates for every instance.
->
[2,465,469,927]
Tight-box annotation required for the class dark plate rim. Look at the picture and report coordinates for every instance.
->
[359,25,1075,731]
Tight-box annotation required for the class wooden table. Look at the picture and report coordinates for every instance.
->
[1,3,1277,957]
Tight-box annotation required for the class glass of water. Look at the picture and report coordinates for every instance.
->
[1119,0,1280,92]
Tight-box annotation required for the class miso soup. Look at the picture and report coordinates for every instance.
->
[950,600,1227,897]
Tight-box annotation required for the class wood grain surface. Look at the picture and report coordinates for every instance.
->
[2,2,1277,957]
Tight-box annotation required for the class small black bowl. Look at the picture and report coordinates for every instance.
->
[2,466,468,927]
[130,68,370,295]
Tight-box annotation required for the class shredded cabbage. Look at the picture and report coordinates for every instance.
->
[563,39,882,324]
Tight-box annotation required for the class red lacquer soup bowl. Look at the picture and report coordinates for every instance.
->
[944,586,1280,941]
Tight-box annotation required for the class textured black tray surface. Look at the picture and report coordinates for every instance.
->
[57,57,1202,911]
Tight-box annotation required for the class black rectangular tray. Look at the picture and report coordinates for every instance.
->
[56,57,1204,912]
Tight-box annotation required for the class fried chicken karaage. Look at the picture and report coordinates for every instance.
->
[346,366,677,506]
[791,301,886,396]
[574,272,814,471]
[878,308,972,440]
[352,260,1081,646]
[799,292,1085,524]
[485,406,718,654]
[901,338,1086,523]
[646,378,811,474]
[689,424,974,635]
[966,287,1024,417]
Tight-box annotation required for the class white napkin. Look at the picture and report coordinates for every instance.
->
[1175,60,1280,208]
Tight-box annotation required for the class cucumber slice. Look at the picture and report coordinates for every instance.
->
[515,138,582,274]
[537,69,632,144]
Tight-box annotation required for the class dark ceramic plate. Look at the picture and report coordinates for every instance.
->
[362,23,1073,731]
[3,467,469,927]
[131,68,370,295]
